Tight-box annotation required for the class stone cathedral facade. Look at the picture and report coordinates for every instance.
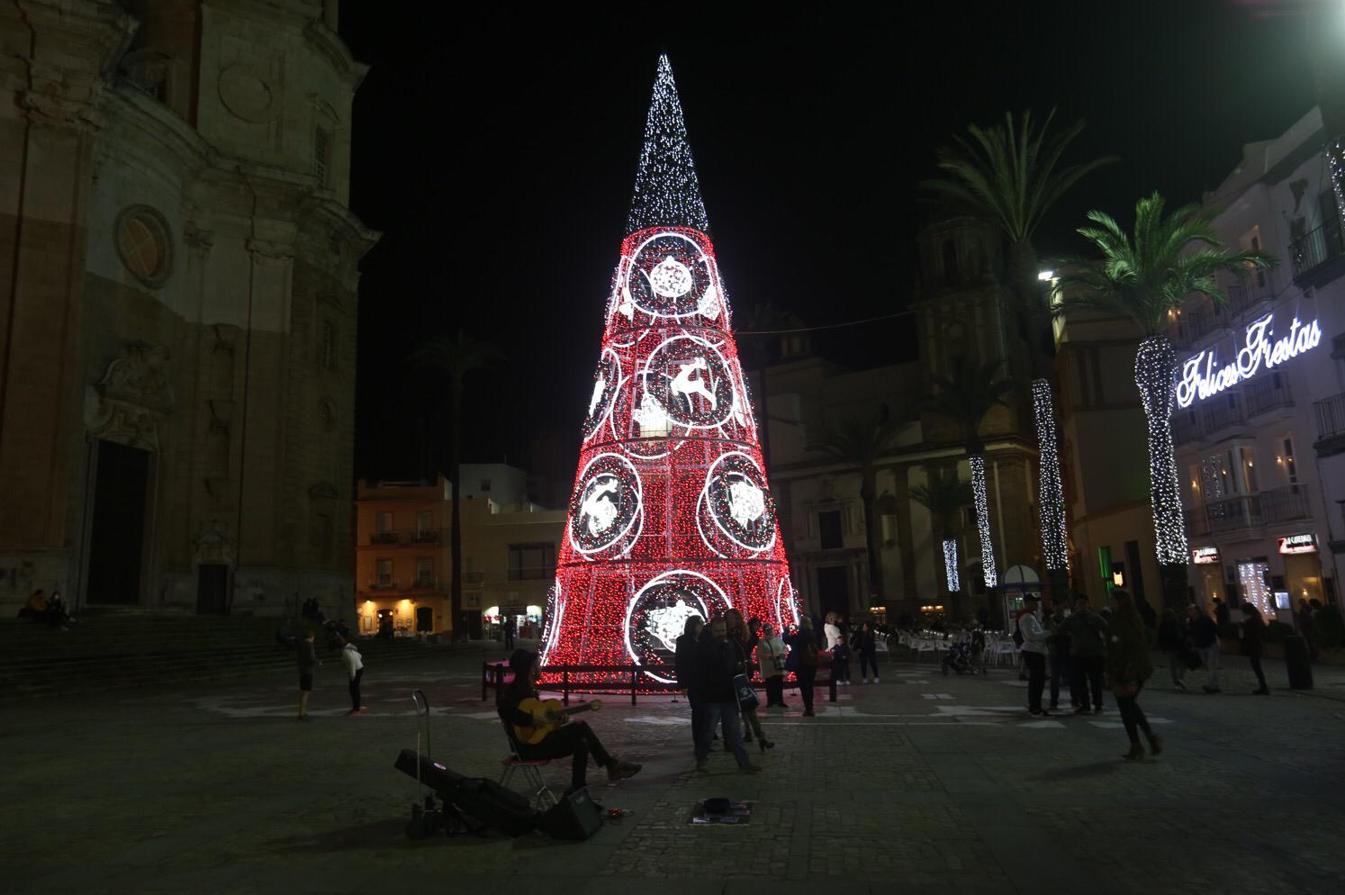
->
[0,0,377,616]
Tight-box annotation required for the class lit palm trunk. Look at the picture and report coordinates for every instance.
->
[969,455,997,587]
[1030,377,1069,572]
[1134,335,1187,566]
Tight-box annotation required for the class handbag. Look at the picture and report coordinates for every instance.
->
[733,673,759,709]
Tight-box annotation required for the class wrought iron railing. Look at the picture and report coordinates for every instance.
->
[1291,221,1345,279]
[1315,392,1345,440]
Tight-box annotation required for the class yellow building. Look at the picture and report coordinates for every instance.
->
[354,466,565,637]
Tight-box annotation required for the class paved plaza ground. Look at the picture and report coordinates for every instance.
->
[6,645,1345,894]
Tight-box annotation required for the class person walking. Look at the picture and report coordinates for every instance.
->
[1065,593,1107,714]
[854,621,879,683]
[1156,608,1188,691]
[1188,604,1221,693]
[1242,604,1270,695]
[756,623,788,708]
[339,636,365,714]
[503,616,516,650]
[1106,589,1161,761]
[1047,604,1075,711]
[725,609,771,751]
[675,615,705,751]
[695,617,762,773]
[1017,595,1051,715]
[297,628,319,720]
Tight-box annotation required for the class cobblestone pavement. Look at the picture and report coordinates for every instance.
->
[5,648,1345,894]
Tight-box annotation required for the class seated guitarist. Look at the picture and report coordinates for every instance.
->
[499,650,641,792]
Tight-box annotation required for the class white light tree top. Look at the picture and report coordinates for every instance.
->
[627,54,711,235]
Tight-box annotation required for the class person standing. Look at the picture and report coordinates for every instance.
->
[1017,596,1051,715]
[1242,604,1270,695]
[756,623,788,708]
[1296,598,1318,662]
[695,617,762,773]
[675,616,705,752]
[823,612,846,685]
[340,637,365,714]
[855,621,879,684]
[1066,594,1107,714]
[503,616,516,650]
[1047,604,1075,711]
[792,617,819,717]
[1156,608,1188,691]
[1106,590,1161,761]
[1188,604,1221,693]
[297,629,319,720]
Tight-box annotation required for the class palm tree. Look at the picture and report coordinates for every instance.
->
[921,110,1115,598]
[411,330,502,639]
[1059,192,1275,607]
[925,357,1015,589]
[910,472,974,598]
[815,408,906,607]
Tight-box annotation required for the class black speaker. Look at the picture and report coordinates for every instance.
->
[537,786,604,840]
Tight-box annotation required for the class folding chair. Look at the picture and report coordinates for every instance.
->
[496,707,560,809]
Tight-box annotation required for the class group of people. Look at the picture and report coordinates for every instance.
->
[1015,590,1163,761]
[1158,599,1272,696]
[17,589,73,630]
[294,626,366,720]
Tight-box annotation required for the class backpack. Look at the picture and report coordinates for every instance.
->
[1012,619,1024,648]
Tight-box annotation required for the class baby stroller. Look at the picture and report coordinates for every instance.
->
[941,639,982,676]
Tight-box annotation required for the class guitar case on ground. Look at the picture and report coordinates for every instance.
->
[394,749,537,837]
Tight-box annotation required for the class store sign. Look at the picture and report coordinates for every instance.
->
[1278,533,1318,554]
[1191,546,1221,565]
[1176,313,1322,408]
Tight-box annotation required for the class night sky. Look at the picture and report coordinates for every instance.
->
[339,0,1315,496]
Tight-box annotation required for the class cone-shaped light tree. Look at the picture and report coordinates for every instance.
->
[921,111,1115,597]
[1059,193,1275,607]
[540,56,799,681]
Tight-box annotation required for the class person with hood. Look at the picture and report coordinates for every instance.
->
[675,615,705,752]
[498,649,641,792]
[339,636,365,714]
[1017,595,1051,715]
[695,617,762,773]
[1242,604,1270,695]
[1106,589,1161,761]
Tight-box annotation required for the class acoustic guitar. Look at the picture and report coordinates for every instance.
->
[513,697,603,745]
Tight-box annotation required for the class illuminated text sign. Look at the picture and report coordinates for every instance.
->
[1176,313,1322,408]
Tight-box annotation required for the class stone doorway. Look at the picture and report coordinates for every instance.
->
[86,439,151,605]
[197,564,229,615]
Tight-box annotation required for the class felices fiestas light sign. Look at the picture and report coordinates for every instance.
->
[1278,533,1317,554]
[1176,313,1322,408]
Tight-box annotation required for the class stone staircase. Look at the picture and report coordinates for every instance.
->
[0,612,439,701]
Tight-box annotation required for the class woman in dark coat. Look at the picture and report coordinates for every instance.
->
[1106,590,1162,761]
[1242,604,1269,695]
[675,616,706,752]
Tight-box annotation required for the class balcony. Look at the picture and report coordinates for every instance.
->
[366,529,443,547]
[1291,221,1345,288]
[1314,392,1345,457]
[1204,494,1262,534]
[1261,485,1310,523]
[409,576,438,591]
[368,578,399,591]
[1243,375,1294,418]
[1184,506,1211,537]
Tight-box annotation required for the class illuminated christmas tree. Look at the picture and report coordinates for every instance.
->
[539,55,799,681]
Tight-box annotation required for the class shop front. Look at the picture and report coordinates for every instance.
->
[359,596,444,636]
[484,604,543,640]
[1278,533,1325,611]
[1191,546,1223,609]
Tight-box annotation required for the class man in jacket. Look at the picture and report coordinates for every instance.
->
[1188,604,1220,693]
[1017,595,1051,715]
[1065,594,1107,714]
[695,617,761,773]
[675,616,706,753]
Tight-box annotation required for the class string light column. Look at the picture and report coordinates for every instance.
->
[1135,336,1188,566]
[539,56,799,683]
[969,456,997,588]
[1031,378,1070,574]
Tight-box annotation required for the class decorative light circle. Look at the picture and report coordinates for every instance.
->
[626,231,720,318]
[624,569,731,683]
[640,333,736,429]
[697,450,777,555]
[567,453,643,557]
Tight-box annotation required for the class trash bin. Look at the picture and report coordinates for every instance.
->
[1283,634,1313,690]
